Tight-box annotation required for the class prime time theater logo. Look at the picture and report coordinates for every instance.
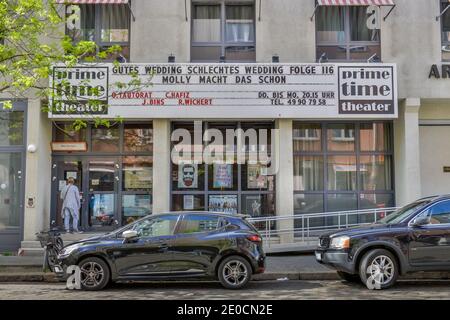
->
[338,66,395,115]
[51,66,109,115]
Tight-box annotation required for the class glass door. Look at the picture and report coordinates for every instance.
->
[53,159,83,229]
[0,153,24,230]
[86,158,120,231]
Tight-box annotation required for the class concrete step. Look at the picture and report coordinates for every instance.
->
[20,241,43,249]
[0,256,43,267]
[19,247,44,257]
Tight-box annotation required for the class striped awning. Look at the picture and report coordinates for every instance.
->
[55,0,128,4]
[317,0,394,5]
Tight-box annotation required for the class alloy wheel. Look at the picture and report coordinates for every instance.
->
[368,255,395,285]
[80,261,105,288]
[222,260,249,287]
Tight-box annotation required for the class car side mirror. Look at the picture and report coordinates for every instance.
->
[411,216,429,227]
[122,230,138,242]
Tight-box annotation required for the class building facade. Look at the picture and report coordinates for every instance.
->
[1,0,450,251]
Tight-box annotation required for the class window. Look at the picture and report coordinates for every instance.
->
[131,215,179,238]
[54,122,87,143]
[191,1,256,62]
[178,215,220,234]
[0,111,24,146]
[293,122,394,220]
[421,200,450,225]
[91,125,120,153]
[441,0,450,60]
[316,5,381,61]
[122,156,153,191]
[170,121,275,224]
[52,122,153,227]
[66,4,131,61]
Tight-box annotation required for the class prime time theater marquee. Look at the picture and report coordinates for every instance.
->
[49,63,398,119]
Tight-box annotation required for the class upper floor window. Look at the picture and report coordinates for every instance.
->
[441,0,450,61]
[316,5,381,61]
[191,1,256,62]
[66,4,131,61]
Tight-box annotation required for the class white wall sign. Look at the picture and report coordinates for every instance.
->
[49,63,397,119]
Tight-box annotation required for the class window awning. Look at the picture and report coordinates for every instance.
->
[55,0,135,21]
[311,0,396,21]
[316,0,394,5]
[437,1,450,21]
[55,0,129,3]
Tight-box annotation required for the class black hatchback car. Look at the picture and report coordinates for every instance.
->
[316,195,450,290]
[56,212,265,290]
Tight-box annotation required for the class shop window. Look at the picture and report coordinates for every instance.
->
[360,122,391,152]
[441,0,450,60]
[293,123,322,152]
[170,121,275,225]
[293,156,324,191]
[122,194,152,225]
[293,122,394,219]
[66,4,131,61]
[53,122,87,143]
[191,1,256,62]
[122,156,153,191]
[327,124,355,151]
[91,125,120,152]
[316,5,381,61]
[124,124,153,152]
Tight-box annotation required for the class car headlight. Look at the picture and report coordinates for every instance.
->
[58,244,80,258]
[330,236,350,249]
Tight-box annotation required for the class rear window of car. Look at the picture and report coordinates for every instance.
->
[225,217,258,232]
[177,215,221,234]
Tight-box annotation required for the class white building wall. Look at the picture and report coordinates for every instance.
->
[15,0,450,249]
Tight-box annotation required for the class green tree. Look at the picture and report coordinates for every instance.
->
[0,0,145,131]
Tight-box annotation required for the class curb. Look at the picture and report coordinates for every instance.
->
[1,271,450,283]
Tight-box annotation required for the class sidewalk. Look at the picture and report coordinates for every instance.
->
[1,254,450,283]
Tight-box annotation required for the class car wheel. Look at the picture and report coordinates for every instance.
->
[359,249,399,290]
[336,271,361,283]
[78,257,110,291]
[218,256,252,290]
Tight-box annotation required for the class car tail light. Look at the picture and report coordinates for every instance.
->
[247,234,262,242]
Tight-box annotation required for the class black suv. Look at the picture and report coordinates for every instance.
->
[315,195,450,289]
[56,212,265,290]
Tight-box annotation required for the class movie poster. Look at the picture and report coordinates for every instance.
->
[209,195,238,214]
[178,163,198,188]
[213,163,233,188]
[245,195,262,216]
[247,164,267,189]
[183,195,194,210]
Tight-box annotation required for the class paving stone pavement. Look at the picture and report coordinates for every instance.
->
[1,280,450,300]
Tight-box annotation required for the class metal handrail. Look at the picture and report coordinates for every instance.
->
[248,207,399,247]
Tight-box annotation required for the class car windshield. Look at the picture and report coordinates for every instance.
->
[377,200,432,225]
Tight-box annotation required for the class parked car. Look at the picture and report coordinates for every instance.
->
[315,195,450,290]
[56,212,265,291]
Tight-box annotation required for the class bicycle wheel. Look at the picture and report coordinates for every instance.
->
[46,247,59,272]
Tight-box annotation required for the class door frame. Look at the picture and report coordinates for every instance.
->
[51,155,122,231]
[0,100,27,251]
[84,156,121,231]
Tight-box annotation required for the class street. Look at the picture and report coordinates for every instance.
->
[1,280,450,300]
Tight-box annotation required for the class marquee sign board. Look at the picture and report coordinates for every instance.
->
[49,63,397,119]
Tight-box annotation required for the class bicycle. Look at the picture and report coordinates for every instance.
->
[36,221,64,273]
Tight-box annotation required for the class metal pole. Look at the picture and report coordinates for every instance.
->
[259,0,262,21]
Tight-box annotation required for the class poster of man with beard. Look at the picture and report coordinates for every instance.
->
[178,163,198,188]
